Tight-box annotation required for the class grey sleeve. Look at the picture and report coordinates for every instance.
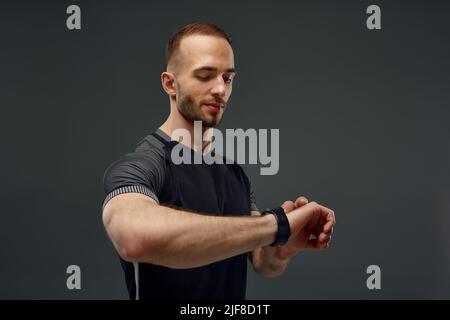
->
[102,151,165,209]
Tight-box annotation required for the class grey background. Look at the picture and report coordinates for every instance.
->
[1,0,449,299]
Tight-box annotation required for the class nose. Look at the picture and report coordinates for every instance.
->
[210,77,226,98]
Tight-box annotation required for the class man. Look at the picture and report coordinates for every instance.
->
[102,22,335,300]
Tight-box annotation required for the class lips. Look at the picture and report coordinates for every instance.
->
[204,102,224,109]
[204,102,225,114]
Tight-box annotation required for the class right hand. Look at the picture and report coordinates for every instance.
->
[276,199,335,259]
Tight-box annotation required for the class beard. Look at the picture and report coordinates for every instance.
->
[177,87,224,128]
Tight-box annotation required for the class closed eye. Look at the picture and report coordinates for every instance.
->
[196,75,211,81]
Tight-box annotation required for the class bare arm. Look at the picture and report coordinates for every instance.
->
[102,192,278,269]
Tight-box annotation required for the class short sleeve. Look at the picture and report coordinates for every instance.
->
[102,151,165,209]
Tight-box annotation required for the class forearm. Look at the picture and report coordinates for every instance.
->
[104,194,278,269]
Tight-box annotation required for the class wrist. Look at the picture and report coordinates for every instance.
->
[261,207,291,247]
[261,213,278,247]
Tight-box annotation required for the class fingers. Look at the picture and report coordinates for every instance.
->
[294,196,308,208]
[306,233,332,250]
[282,196,309,214]
[318,232,331,243]
[319,241,330,250]
[327,210,336,225]
[317,204,334,220]
[314,219,334,250]
[291,199,333,218]
[312,203,335,229]
[323,220,334,234]
[323,210,336,234]
[306,239,328,250]
[307,206,335,250]
[281,200,296,213]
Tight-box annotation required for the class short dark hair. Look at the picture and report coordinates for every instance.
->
[165,22,232,66]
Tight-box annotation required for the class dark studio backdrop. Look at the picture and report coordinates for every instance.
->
[1,0,449,299]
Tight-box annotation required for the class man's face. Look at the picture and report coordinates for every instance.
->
[172,35,235,128]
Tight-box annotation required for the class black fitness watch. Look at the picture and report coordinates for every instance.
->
[261,207,291,247]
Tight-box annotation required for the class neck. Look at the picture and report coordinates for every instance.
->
[159,104,213,153]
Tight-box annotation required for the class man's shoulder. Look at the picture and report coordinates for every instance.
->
[133,132,166,158]
[104,132,166,174]
[102,132,168,194]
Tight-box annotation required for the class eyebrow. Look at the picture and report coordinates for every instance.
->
[193,66,236,73]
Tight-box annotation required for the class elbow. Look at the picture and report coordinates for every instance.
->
[114,232,163,264]
[103,213,161,264]
[102,196,164,264]
[117,235,183,268]
[117,239,144,262]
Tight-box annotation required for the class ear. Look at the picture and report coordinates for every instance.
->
[161,72,176,97]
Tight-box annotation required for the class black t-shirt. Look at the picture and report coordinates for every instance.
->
[102,129,259,300]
